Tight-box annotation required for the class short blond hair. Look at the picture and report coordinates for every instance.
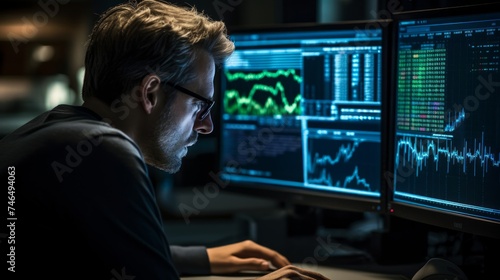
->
[82,0,235,104]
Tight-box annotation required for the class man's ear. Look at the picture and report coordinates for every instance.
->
[138,74,162,114]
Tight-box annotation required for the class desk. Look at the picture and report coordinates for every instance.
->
[181,264,410,280]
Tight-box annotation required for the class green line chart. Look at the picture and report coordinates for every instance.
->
[223,69,302,116]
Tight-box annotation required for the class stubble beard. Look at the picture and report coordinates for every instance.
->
[144,109,184,174]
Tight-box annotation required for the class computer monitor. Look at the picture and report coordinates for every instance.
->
[217,20,391,213]
[388,3,500,239]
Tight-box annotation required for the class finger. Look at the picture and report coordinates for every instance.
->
[257,265,331,280]
[275,265,330,280]
[267,251,291,269]
[288,265,330,280]
[232,256,271,272]
[238,240,291,268]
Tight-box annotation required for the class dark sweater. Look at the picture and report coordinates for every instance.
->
[0,105,209,279]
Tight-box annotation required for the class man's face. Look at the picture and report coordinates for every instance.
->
[145,51,215,173]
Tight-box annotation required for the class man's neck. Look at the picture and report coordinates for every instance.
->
[82,96,139,141]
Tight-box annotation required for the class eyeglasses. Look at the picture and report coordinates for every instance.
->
[166,82,214,121]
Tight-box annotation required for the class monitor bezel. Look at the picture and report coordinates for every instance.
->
[216,19,393,214]
[386,2,500,239]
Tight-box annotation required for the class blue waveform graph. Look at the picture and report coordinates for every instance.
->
[307,141,359,174]
[306,137,381,195]
[308,166,371,190]
[394,132,500,208]
[396,132,500,178]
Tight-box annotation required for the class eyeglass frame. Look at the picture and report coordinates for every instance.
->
[165,82,214,121]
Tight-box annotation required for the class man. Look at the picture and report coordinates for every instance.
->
[0,0,329,279]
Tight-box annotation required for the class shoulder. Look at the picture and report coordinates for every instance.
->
[1,105,142,158]
[50,121,147,182]
[56,120,142,159]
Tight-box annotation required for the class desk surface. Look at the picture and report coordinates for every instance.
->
[181,264,410,280]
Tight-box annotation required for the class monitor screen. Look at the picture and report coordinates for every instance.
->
[218,20,391,213]
[388,3,500,238]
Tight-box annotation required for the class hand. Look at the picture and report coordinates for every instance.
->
[206,240,290,274]
[256,265,331,280]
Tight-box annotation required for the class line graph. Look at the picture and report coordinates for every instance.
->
[308,166,371,190]
[444,108,466,132]
[307,141,359,174]
[306,137,380,193]
[394,132,500,208]
[223,69,302,116]
[396,132,500,178]
[225,69,303,83]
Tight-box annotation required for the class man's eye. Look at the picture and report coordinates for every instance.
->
[195,102,204,111]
